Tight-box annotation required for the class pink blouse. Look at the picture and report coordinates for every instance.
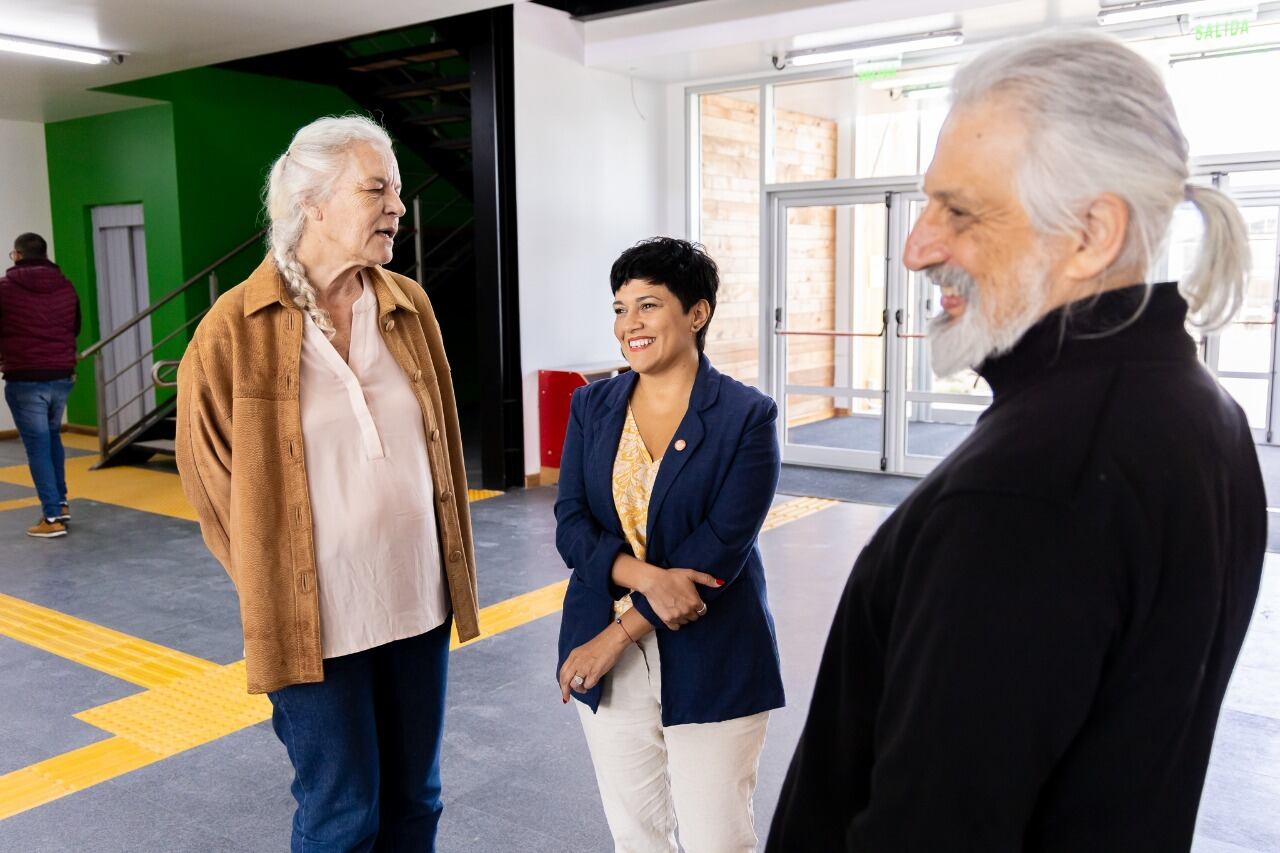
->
[299,273,449,659]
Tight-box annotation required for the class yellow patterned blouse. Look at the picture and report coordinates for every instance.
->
[611,405,663,616]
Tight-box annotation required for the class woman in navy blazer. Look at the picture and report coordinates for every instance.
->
[556,238,784,852]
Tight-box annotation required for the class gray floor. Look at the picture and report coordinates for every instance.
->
[0,440,1277,851]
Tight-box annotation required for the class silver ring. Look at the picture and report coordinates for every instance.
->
[572,675,585,687]
[696,604,707,616]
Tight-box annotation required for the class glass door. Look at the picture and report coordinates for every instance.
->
[766,182,991,475]
[770,193,892,471]
[888,194,993,475]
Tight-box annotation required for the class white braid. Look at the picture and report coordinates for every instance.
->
[274,246,334,338]
[262,115,395,340]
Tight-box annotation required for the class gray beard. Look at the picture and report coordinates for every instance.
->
[927,257,1054,379]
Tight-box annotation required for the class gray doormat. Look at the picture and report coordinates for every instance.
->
[777,464,920,508]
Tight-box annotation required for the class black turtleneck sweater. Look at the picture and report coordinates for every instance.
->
[767,284,1266,852]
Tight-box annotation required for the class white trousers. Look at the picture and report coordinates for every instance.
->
[576,631,770,853]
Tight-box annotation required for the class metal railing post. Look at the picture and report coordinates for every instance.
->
[208,271,218,307]
[94,356,109,457]
[413,196,424,286]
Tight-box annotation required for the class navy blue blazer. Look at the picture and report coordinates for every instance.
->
[555,355,785,726]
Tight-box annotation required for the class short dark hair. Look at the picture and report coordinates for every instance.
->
[14,233,47,260]
[610,237,718,352]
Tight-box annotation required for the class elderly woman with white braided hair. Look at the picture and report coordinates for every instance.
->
[175,115,478,853]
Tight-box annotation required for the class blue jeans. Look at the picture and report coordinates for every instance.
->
[4,378,73,520]
[267,619,452,853]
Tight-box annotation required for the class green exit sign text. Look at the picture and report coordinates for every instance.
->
[1193,19,1250,40]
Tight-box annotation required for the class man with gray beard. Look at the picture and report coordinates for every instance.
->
[767,31,1265,853]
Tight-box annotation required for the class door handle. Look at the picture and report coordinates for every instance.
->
[895,308,927,340]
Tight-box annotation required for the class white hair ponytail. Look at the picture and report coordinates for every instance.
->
[1183,184,1251,330]
[263,115,395,339]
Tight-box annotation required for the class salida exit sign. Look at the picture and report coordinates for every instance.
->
[1192,18,1251,40]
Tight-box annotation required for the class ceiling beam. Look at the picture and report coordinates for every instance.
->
[531,0,709,22]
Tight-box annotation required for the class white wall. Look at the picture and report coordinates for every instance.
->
[513,3,673,479]
[0,119,55,433]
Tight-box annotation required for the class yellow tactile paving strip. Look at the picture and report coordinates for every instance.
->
[763,496,839,531]
[0,436,840,821]
[0,497,41,514]
[0,454,196,521]
[0,595,215,689]
[454,579,570,650]
[0,595,263,820]
[0,583,579,821]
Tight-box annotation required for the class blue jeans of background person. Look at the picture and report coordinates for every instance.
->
[267,618,452,853]
[3,378,73,520]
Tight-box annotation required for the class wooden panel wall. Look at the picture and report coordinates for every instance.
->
[698,93,838,427]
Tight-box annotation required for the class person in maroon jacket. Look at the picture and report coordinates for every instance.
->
[0,232,80,538]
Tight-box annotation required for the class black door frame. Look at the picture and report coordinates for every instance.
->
[444,5,525,490]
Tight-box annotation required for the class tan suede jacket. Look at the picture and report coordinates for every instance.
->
[175,256,480,693]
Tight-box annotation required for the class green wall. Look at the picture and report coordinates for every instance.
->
[45,104,184,425]
[46,66,465,426]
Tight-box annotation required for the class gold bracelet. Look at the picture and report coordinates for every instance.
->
[614,616,638,644]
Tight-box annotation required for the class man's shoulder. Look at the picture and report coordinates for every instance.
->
[935,357,1243,506]
[935,365,1120,505]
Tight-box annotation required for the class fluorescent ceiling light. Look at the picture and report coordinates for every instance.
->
[1168,40,1280,61]
[1188,4,1259,21]
[897,84,950,101]
[1097,0,1257,26]
[0,33,122,65]
[775,29,963,69]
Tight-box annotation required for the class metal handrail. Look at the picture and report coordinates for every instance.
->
[421,217,475,264]
[419,193,463,227]
[152,360,180,389]
[103,309,208,388]
[406,174,440,199]
[80,228,267,360]
[106,380,163,424]
[392,176,446,251]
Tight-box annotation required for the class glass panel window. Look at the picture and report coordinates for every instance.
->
[782,202,889,405]
[1216,205,1278,374]
[853,84,947,179]
[768,73,949,184]
[1168,50,1280,157]
[772,77,850,183]
[698,88,762,387]
[1229,170,1280,191]
[1219,377,1269,429]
